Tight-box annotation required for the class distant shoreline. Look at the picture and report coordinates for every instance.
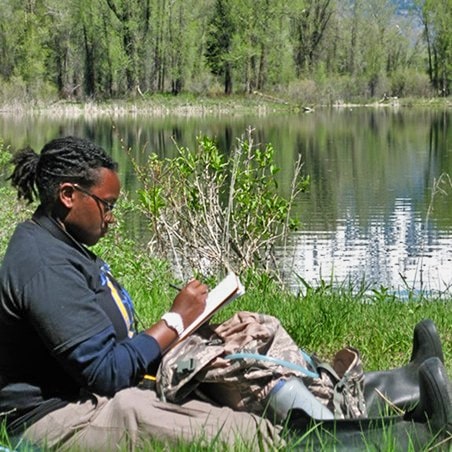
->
[0,95,450,117]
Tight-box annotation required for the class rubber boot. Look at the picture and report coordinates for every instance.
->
[364,318,445,416]
[287,357,452,451]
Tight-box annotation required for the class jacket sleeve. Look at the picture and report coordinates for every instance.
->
[60,326,161,396]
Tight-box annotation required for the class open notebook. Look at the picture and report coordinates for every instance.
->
[170,272,245,348]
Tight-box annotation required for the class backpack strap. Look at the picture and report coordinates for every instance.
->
[224,351,320,379]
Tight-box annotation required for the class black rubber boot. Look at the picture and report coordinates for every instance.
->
[407,356,452,434]
[287,357,452,451]
[364,318,445,416]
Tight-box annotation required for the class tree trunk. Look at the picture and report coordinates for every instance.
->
[224,63,232,94]
[83,24,95,97]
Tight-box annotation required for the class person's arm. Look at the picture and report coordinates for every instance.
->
[61,326,160,395]
[144,279,208,352]
[59,279,208,395]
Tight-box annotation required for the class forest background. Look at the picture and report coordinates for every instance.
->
[0,0,450,107]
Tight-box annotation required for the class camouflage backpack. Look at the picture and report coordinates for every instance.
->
[156,311,367,421]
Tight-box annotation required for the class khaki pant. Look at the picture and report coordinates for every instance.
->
[22,388,284,451]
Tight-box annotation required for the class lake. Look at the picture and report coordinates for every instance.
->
[1,107,451,295]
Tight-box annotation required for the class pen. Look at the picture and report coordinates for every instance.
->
[169,283,182,291]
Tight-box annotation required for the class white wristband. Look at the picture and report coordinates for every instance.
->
[161,312,184,337]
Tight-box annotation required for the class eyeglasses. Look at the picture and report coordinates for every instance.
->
[72,184,116,217]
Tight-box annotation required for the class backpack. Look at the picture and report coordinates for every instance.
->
[156,311,367,421]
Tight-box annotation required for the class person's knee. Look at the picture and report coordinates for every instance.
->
[108,388,155,429]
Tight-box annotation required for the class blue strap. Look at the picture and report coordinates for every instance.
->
[224,351,319,379]
[299,348,316,369]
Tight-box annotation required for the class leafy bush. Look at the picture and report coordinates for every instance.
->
[132,129,308,281]
[0,75,57,106]
[391,69,434,98]
[286,79,319,105]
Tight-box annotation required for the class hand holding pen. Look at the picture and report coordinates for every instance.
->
[168,279,207,328]
[169,283,182,291]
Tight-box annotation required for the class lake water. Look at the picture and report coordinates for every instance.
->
[1,107,451,295]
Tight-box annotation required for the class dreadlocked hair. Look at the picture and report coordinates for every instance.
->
[8,147,39,203]
[8,136,118,206]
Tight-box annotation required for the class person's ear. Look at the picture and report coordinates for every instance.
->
[58,183,76,209]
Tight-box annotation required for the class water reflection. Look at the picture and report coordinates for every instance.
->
[0,108,451,294]
[281,197,452,295]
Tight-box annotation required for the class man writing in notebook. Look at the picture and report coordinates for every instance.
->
[0,136,283,450]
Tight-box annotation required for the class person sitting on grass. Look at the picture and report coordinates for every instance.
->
[0,136,283,450]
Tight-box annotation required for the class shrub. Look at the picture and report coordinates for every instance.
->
[391,69,434,98]
[131,129,308,281]
[286,79,319,105]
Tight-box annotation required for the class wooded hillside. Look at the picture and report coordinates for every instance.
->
[0,0,449,103]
